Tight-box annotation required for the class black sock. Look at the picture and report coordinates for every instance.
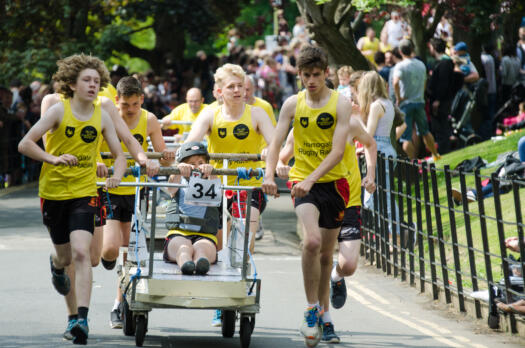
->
[68,314,78,321]
[78,307,89,320]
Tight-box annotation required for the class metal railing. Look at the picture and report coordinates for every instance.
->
[360,153,525,332]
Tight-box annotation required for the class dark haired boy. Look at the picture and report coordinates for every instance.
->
[98,76,172,328]
[262,45,351,347]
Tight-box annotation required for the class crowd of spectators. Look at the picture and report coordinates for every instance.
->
[2,9,525,188]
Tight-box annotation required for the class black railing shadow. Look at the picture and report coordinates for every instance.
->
[360,153,525,333]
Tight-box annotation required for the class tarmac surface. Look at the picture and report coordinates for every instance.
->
[0,184,524,347]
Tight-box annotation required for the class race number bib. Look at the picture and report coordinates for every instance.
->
[185,174,222,207]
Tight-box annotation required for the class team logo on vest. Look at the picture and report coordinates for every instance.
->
[233,124,249,140]
[134,134,144,145]
[316,113,334,129]
[300,117,309,128]
[80,126,98,143]
[218,128,227,138]
[65,126,75,138]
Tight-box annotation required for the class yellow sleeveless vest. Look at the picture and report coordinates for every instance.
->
[362,37,380,64]
[39,98,101,200]
[289,90,347,183]
[166,103,207,133]
[343,143,361,207]
[208,104,264,186]
[100,109,149,195]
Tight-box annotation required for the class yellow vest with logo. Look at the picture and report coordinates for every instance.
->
[344,143,361,207]
[166,103,207,133]
[208,104,264,186]
[289,90,347,183]
[100,109,149,195]
[39,98,101,200]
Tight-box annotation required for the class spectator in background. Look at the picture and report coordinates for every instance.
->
[500,44,522,103]
[434,15,452,41]
[374,51,391,82]
[277,10,290,40]
[516,27,525,78]
[0,86,13,186]
[388,48,403,102]
[380,11,410,49]
[292,16,307,42]
[453,42,479,84]
[481,43,498,121]
[393,39,440,160]
[427,38,455,154]
[336,66,353,101]
[357,27,380,66]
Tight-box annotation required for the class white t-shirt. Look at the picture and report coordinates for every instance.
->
[384,20,405,48]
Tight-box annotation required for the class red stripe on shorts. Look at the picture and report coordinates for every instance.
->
[334,177,350,207]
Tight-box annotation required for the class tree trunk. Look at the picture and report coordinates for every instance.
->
[296,0,370,70]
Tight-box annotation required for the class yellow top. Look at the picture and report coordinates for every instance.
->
[39,98,101,200]
[165,103,207,133]
[208,100,219,109]
[251,97,276,126]
[98,85,117,104]
[289,90,347,183]
[100,108,149,195]
[344,143,361,207]
[361,37,380,65]
[208,104,264,186]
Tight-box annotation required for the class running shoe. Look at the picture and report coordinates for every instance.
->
[63,318,77,340]
[300,306,322,347]
[181,260,195,275]
[49,255,70,296]
[330,277,347,309]
[71,318,89,345]
[255,219,264,240]
[195,258,210,275]
[101,257,116,270]
[211,309,222,327]
[110,307,123,329]
[322,322,341,343]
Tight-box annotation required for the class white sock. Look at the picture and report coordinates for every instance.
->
[322,311,332,324]
[112,300,121,311]
[307,302,319,309]
[331,266,343,282]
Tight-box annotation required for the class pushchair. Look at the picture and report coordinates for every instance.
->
[494,80,525,125]
[449,79,489,147]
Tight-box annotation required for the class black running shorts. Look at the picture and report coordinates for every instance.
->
[292,178,349,229]
[338,206,362,242]
[107,191,143,223]
[40,196,97,245]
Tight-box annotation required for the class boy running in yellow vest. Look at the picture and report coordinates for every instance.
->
[276,113,377,343]
[98,76,170,328]
[262,45,351,347]
[40,82,170,341]
[186,64,275,327]
[18,54,126,345]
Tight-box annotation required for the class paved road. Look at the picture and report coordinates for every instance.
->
[0,185,523,348]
